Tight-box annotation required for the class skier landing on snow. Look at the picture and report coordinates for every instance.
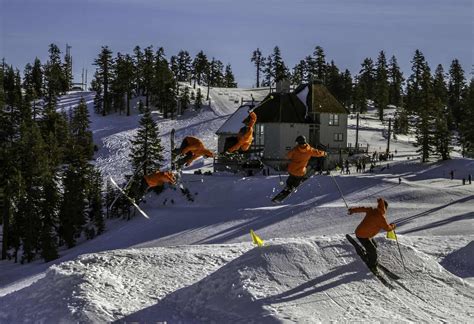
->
[175,136,214,169]
[348,198,396,273]
[286,135,327,189]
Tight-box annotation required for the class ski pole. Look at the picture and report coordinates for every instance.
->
[331,175,349,208]
[394,230,407,271]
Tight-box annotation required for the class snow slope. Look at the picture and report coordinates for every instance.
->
[0,90,473,323]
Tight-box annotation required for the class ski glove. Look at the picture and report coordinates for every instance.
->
[390,223,396,230]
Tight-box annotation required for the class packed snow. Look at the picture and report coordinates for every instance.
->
[0,88,473,323]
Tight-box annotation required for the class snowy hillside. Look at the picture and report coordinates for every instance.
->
[0,89,473,323]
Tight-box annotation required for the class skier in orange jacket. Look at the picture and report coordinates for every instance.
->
[348,198,396,272]
[176,136,214,168]
[144,170,176,188]
[227,111,257,153]
[285,135,326,189]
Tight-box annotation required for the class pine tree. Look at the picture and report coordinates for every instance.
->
[129,107,164,177]
[176,50,192,82]
[292,60,307,86]
[31,58,43,99]
[30,58,43,120]
[112,53,134,115]
[262,54,273,88]
[340,69,353,108]
[93,46,114,116]
[432,64,452,129]
[87,168,105,236]
[374,51,389,121]
[69,98,94,161]
[192,50,208,88]
[271,46,289,82]
[194,88,203,109]
[394,103,409,134]
[151,48,176,118]
[447,59,465,127]
[459,79,474,156]
[325,61,343,101]
[0,64,20,260]
[142,46,155,108]
[17,122,47,262]
[59,162,88,248]
[223,64,237,88]
[44,44,66,110]
[358,57,376,101]
[179,86,191,113]
[353,76,368,113]
[133,46,144,96]
[313,46,326,82]
[406,49,427,114]
[388,55,404,107]
[251,48,265,87]
[205,58,216,100]
[40,172,60,261]
[90,73,103,114]
[414,64,436,162]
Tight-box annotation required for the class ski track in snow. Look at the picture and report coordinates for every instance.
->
[0,90,473,323]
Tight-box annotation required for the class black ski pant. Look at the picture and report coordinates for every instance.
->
[357,237,378,269]
[286,174,304,190]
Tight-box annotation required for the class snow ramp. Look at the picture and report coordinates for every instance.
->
[1,237,473,323]
[124,237,474,323]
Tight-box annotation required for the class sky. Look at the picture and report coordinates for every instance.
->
[1,0,473,88]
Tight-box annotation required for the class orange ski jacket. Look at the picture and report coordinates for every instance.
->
[349,198,395,238]
[227,112,257,153]
[287,144,326,177]
[144,171,176,188]
[181,136,214,166]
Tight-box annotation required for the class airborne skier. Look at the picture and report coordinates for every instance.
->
[227,111,257,153]
[144,170,177,188]
[348,198,396,273]
[175,136,214,168]
[271,135,327,202]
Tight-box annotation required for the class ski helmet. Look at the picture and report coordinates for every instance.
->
[295,135,307,145]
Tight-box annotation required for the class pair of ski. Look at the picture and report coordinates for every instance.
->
[271,166,319,203]
[346,234,401,290]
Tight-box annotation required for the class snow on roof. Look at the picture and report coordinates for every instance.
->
[216,104,253,134]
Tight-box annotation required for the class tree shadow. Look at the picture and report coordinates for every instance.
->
[399,211,474,235]
[396,195,474,228]
[116,243,369,323]
[259,260,367,305]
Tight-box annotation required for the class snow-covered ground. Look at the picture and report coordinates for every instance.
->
[0,89,473,323]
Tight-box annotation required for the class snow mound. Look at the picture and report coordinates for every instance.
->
[126,236,474,323]
[0,246,250,323]
[1,237,473,323]
[441,240,474,278]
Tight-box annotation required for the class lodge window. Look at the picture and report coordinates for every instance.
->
[329,114,339,126]
[334,133,343,142]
